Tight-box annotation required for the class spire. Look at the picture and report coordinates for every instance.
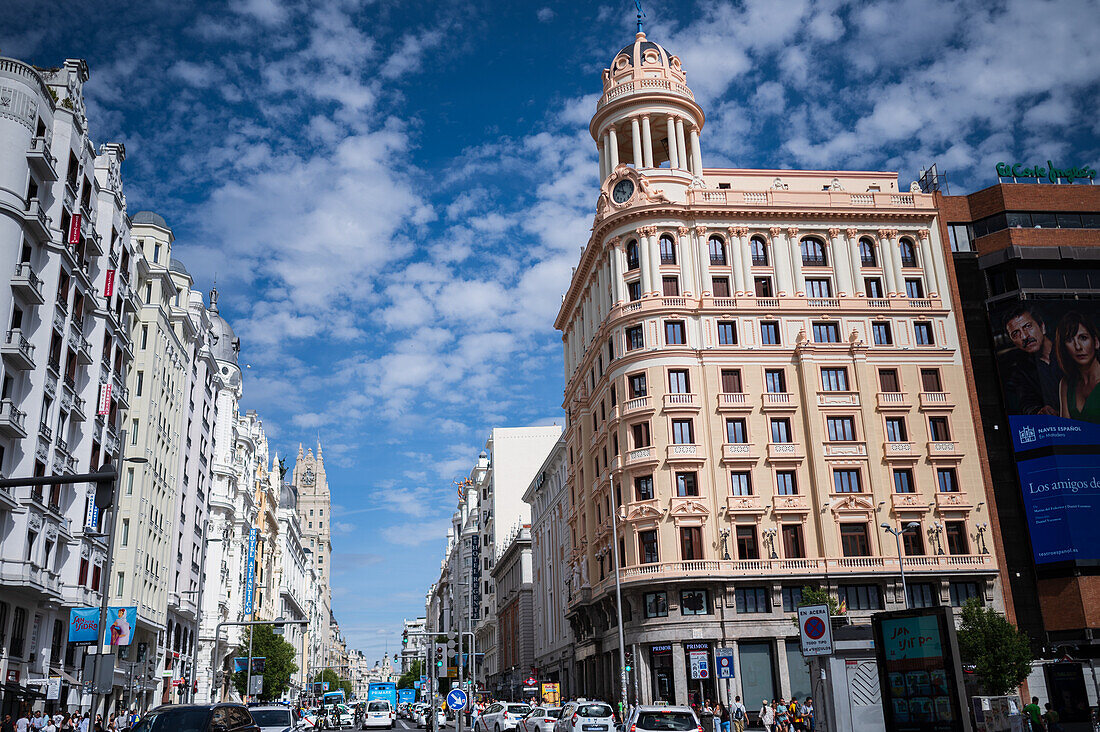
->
[209,284,219,314]
[634,0,646,34]
[298,443,304,459]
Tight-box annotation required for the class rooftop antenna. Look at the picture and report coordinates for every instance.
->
[634,0,646,33]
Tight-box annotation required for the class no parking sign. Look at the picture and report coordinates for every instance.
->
[715,648,735,679]
[798,604,834,657]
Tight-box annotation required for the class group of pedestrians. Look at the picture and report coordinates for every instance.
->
[755,698,814,732]
[1,709,139,732]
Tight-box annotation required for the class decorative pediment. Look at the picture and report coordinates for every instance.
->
[670,499,709,516]
[831,494,875,513]
[628,504,662,520]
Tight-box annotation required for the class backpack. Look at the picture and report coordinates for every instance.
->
[733,707,745,722]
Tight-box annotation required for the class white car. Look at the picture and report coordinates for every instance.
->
[555,702,615,732]
[519,707,562,732]
[242,705,299,732]
[478,703,532,732]
[624,706,700,732]
[362,700,395,730]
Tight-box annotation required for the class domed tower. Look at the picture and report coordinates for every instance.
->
[591,31,705,183]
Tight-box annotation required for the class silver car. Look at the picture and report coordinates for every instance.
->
[519,707,562,732]
[555,702,615,732]
[478,703,532,732]
[239,705,297,732]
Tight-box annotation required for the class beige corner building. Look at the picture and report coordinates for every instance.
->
[555,32,1005,707]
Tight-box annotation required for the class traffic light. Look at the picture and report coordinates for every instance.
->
[402,630,408,646]
[435,645,444,668]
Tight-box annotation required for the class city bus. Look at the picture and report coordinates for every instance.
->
[368,681,399,710]
[398,688,417,705]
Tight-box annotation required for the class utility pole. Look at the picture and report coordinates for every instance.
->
[882,522,920,608]
[609,488,628,719]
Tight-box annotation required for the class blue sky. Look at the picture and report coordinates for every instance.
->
[4,0,1098,664]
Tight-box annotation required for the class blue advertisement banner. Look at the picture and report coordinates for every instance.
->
[1009,415,1100,452]
[68,606,137,645]
[1017,452,1100,563]
[243,527,258,614]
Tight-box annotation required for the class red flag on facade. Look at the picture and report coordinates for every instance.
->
[68,213,82,245]
[97,383,112,416]
[104,270,116,297]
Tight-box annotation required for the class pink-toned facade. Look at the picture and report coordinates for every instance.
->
[554,33,1004,707]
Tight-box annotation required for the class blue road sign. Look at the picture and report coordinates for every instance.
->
[715,647,735,679]
[447,688,468,711]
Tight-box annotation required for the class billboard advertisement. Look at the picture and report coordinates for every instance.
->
[990,298,1100,564]
[68,606,137,645]
[243,527,258,614]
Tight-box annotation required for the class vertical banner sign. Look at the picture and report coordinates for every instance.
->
[470,536,481,621]
[85,495,99,531]
[97,383,112,416]
[103,270,116,298]
[68,213,82,245]
[243,527,258,615]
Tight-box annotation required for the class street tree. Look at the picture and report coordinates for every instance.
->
[232,624,299,700]
[790,586,841,627]
[314,668,354,699]
[956,598,1034,695]
[398,659,423,690]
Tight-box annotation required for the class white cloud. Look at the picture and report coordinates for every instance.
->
[381,520,454,546]
[537,8,555,23]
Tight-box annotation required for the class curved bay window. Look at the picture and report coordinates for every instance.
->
[626,240,640,271]
[859,238,877,267]
[659,234,677,265]
[801,237,828,267]
[709,235,727,265]
[899,238,918,267]
[750,237,769,265]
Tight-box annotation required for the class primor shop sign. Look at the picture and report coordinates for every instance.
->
[996,160,1096,183]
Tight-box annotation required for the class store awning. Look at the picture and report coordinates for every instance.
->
[51,667,81,685]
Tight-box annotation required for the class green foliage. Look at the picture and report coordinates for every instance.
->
[956,599,1034,695]
[60,97,74,111]
[398,659,423,690]
[790,586,840,626]
[232,624,299,701]
[314,668,354,699]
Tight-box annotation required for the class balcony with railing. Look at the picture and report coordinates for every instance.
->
[766,442,804,460]
[919,391,954,410]
[81,217,104,256]
[721,442,759,463]
[761,392,797,411]
[0,399,28,438]
[621,395,653,417]
[876,392,911,410]
[662,393,699,411]
[927,440,961,458]
[12,262,45,304]
[666,443,705,463]
[27,135,58,181]
[2,329,36,370]
[716,392,752,411]
[686,188,931,210]
[22,198,52,241]
[68,331,92,364]
[883,441,918,460]
[624,446,658,468]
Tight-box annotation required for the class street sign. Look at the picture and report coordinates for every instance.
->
[689,650,709,679]
[714,648,735,679]
[798,604,834,657]
[525,676,537,686]
[249,676,263,695]
[447,688,468,712]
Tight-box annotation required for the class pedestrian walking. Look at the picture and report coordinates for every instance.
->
[1043,702,1061,731]
[716,702,728,732]
[798,698,813,732]
[15,711,31,732]
[2,714,14,732]
[730,697,746,732]
[758,701,773,732]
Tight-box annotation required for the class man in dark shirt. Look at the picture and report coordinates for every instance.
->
[1002,305,1064,415]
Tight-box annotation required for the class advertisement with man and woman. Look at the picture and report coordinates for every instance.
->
[992,300,1100,564]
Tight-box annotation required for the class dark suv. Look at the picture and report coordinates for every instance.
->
[130,704,261,732]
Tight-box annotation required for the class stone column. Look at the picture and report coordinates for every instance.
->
[675,118,688,173]
[845,228,863,296]
[672,642,688,707]
[677,226,696,297]
[878,228,901,296]
[609,238,625,305]
[917,228,939,298]
[598,141,606,182]
[788,227,805,296]
[645,227,662,295]
[695,225,712,296]
[638,228,653,297]
[631,117,643,168]
[608,126,620,170]
[737,228,753,296]
[641,115,654,168]
[726,227,744,295]
[690,126,703,176]
[666,117,679,169]
[829,227,853,296]
[770,227,792,296]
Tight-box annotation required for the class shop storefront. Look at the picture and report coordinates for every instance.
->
[684,643,715,708]
[649,645,673,702]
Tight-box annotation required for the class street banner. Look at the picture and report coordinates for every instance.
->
[541,682,560,705]
[68,606,135,645]
[68,214,81,245]
[97,383,111,416]
[243,527,258,614]
[715,648,735,679]
[103,269,115,298]
[234,658,248,673]
[798,604,833,657]
[85,496,99,531]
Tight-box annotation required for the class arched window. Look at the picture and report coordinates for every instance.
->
[750,237,768,265]
[801,238,827,267]
[709,235,727,265]
[899,238,918,267]
[859,238,877,267]
[626,240,639,271]
[659,234,677,265]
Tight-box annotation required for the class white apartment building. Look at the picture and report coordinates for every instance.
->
[471,426,561,690]
[400,616,427,674]
[273,476,312,699]
[164,256,218,703]
[522,436,574,698]
[109,211,193,711]
[0,55,139,714]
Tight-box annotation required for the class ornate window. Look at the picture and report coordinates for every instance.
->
[708,235,727,265]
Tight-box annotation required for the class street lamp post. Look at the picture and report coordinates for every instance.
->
[609,486,628,717]
[881,522,921,609]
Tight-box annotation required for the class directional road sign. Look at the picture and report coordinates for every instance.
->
[447,688,468,712]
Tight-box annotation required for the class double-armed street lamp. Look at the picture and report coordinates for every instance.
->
[881,522,921,609]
